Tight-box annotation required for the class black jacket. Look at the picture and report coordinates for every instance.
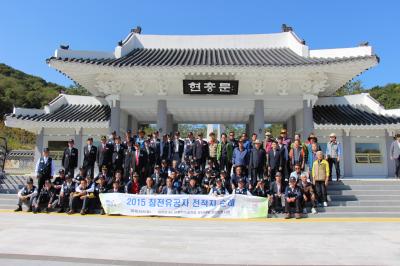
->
[83,145,97,167]
[62,147,78,169]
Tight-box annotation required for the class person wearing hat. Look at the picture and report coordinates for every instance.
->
[325,133,342,181]
[269,172,286,213]
[97,135,113,174]
[112,136,125,174]
[62,139,79,178]
[57,173,76,213]
[125,172,141,194]
[68,179,89,215]
[182,167,195,189]
[298,172,317,214]
[230,165,248,191]
[14,177,38,212]
[33,179,57,213]
[233,178,252,195]
[263,131,274,153]
[280,128,292,148]
[74,167,87,184]
[252,179,269,198]
[284,176,302,219]
[276,136,289,179]
[52,169,66,196]
[83,137,97,178]
[201,169,216,194]
[94,175,108,214]
[182,176,203,195]
[209,178,229,196]
[35,148,55,193]
[312,151,330,207]
[248,139,266,187]
[217,133,234,176]
[390,133,400,179]
[193,132,208,171]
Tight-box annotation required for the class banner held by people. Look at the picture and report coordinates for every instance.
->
[99,193,268,219]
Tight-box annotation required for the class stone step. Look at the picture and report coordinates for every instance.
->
[327,189,400,196]
[0,198,16,205]
[328,200,400,207]
[320,206,400,212]
[327,185,400,191]
[328,194,400,201]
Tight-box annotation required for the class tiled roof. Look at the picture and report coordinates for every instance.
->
[7,104,110,123]
[47,48,377,67]
[313,105,400,126]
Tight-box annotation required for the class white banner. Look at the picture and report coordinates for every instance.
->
[99,193,268,219]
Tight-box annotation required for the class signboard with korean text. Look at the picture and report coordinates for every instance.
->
[183,80,239,95]
[100,193,268,219]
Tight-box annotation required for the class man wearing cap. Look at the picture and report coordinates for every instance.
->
[35,148,55,193]
[298,172,317,214]
[94,175,108,214]
[325,133,342,181]
[269,172,286,213]
[97,136,113,174]
[52,169,66,196]
[280,129,292,148]
[14,178,38,212]
[62,139,79,177]
[312,151,330,207]
[193,132,209,171]
[57,174,76,213]
[112,136,125,174]
[233,178,252,195]
[209,178,229,196]
[284,176,303,219]
[83,137,97,178]
[264,132,274,153]
[248,139,266,187]
[171,131,185,164]
[390,133,400,179]
[252,179,269,198]
[182,176,203,195]
[217,133,234,175]
[33,179,57,213]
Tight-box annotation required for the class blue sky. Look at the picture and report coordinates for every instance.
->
[0,0,399,89]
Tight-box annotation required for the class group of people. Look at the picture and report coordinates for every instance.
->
[15,128,344,219]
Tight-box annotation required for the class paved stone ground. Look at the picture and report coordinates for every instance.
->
[0,212,399,266]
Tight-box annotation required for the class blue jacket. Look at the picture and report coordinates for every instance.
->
[232,148,249,166]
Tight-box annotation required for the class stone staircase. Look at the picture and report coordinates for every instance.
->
[1,175,400,217]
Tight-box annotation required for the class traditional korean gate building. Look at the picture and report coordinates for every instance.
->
[4,26,400,178]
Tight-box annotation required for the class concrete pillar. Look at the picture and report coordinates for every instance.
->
[172,123,179,134]
[302,99,314,141]
[207,124,214,138]
[157,100,167,135]
[217,124,226,140]
[75,127,83,169]
[34,127,44,167]
[254,100,265,140]
[110,100,121,135]
[286,115,295,139]
[342,130,353,178]
[167,114,173,135]
[127,114,138,133]
[385,130,395,178]
[249,115,254,136]
[245,123,250,136]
